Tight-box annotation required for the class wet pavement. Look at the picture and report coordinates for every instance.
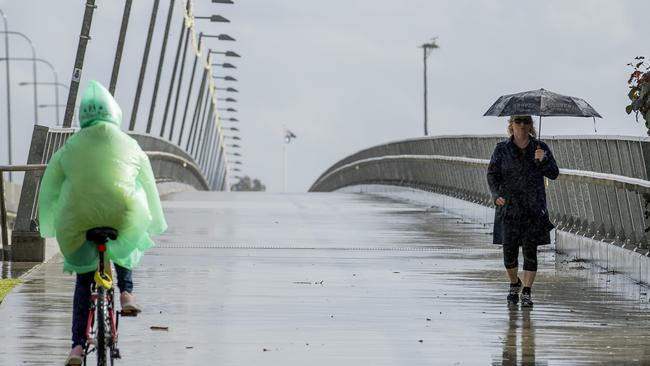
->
[1,191,650,365]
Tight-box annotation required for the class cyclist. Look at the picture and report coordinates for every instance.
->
[38,80,167,365]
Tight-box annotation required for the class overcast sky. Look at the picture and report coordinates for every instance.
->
[0,0,649,191]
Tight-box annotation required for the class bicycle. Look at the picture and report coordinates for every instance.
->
[83,227,138,366]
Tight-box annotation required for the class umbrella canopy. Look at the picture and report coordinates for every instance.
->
[483,88,602,118]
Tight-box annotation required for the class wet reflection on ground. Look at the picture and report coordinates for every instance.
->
[1,192,650,365]
[1,260,37,279]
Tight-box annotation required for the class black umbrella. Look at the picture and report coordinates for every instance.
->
[483,88,602,138]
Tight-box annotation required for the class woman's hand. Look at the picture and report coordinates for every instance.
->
[535,148,545,161]
[495,197,506,206]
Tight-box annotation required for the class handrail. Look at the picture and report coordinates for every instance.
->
[313,154,650,195]
[0,149,208,261]
[145,151,209,189]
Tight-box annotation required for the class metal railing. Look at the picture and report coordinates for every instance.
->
[8,124,214,262]
[311,135,650,253]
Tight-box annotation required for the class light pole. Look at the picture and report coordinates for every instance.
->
[210,50,240,57]
[218,97,237,103]
[194,15,230,22]
[0,31,39,124]
[19,81,68,125]
[420,38,439,136]
[214,75,237,82]
[212,62,236,69]
[220,117,239,122]
[216,87,238,93]
[218,107,237,112]
[3,58,62,124]
[0,10,12,180]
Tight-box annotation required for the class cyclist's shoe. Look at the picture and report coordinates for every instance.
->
[520,292,534,307]
[507,278,522,305]
[64,345,84,366]
[120,291,142,315]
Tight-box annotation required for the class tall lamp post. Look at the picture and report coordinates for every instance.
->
[420,38,439,136]
[3,58,62,124]
[19,81,68,125]
[0,10,12,180]
[0,31,39,124]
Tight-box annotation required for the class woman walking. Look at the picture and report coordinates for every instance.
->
[487,115,559,307]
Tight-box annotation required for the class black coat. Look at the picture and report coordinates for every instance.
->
[487,137,559,245]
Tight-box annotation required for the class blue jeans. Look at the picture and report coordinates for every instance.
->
[72,264,133,348]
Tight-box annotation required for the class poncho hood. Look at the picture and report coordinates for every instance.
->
[78,80,122,128]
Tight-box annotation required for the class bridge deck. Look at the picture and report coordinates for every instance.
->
[1,192,649,364]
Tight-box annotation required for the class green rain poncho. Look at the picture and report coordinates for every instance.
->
[38,80,167,273]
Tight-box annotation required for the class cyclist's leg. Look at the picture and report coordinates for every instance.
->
[114,264,133,293]
[72,271,95,348]
[115,264,141,313]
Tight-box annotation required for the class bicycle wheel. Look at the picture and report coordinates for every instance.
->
[96,287,107,366]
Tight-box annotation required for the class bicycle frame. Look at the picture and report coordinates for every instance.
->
[84,240,121,365]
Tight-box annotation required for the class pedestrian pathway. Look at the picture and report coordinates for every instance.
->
[0,191,649,365]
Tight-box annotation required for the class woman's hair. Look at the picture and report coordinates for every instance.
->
[507,115,537,138]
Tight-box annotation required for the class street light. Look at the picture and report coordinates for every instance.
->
[218,108,237,112]
[212,62,236,69]
[1,57,62,124]
[220,117,239,122]
[19,81,68,89]
[218,97,237,102]
[226,152,242,157]
[420,37,439,136]
[225,135,241,140]
[212,0,234,4]
[39,104,66,108]
[226,144,241,148]
[201,34,236,42]
[225,127,239,131]
[216,87,238,93]
[214,75,237,81]
[20,81,69,125]
[210,50,240,57]
[0,10,12,178]
[0,30,39,125]
[194,15,230,22]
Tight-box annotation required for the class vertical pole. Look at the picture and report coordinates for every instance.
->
[63,0,97,128]
[186,68,207,151]
[168,30,191,142]
[198,100,215,165]
[31,47,38,125]
[129,0,160,131]
[191,82,210,156]
[109,0,133,95]
[283,140,287,192]
[0,172,7,261]
[178,46,200,145]
[54,78,60,125]
[160,19,186,137]
[1,11,12,181]
[147,0,175,134]
[423,47,428,137]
